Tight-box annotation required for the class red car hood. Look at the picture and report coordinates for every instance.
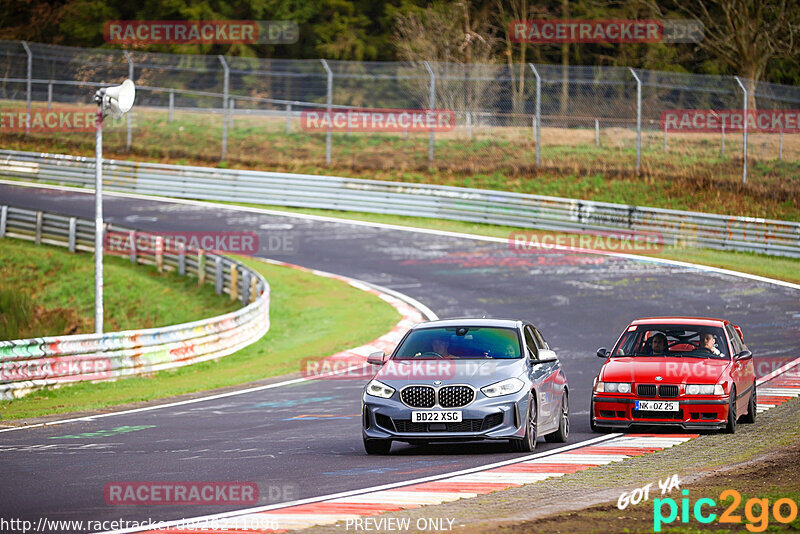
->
[600,356,730,384]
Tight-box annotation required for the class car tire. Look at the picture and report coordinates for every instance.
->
[511,396,537,452]
[363,439,392,455]
[725,389,737,434]
[545,393,569,443]
[740,383,757,424]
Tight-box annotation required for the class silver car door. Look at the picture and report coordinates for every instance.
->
[533,326,560,429]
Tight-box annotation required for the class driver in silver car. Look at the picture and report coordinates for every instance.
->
[431,337,450,358]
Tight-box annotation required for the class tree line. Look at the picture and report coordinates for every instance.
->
[2,0,798,86]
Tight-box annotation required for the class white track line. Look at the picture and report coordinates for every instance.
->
[756,355,800,385]
[110,436,698,534]
[100,433,623,534]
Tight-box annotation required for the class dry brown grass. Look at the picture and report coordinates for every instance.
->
[2,101,797,220]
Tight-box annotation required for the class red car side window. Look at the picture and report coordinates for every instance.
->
[726,324,746,356]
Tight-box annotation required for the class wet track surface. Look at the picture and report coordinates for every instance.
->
[1,183,799,529]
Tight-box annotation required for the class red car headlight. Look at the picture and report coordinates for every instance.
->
[595,382,631,393]
[686,384,724,395]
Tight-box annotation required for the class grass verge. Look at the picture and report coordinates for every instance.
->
[0,252,400,421]
[0,237,239,338]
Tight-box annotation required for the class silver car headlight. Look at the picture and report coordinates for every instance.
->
[481,377,525,398]
[686,384,724,395]
[366,380,395,399]
[594,382,631,393]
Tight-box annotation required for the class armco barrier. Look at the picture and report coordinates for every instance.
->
[0,205,270,400]
[1,149,799,257]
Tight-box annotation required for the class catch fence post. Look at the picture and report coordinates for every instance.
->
[734,76,748,184]
[629,68,642,174]
[595,119,599,147]
[529,64,542,166]
[21,41,32,136]
[123,50,134,151]
[219,55,230,160]
[423,61,436,165]
[320,59,333,165]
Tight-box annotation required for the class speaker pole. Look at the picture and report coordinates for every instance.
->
[91,79,135,335]
[94,93,104,334]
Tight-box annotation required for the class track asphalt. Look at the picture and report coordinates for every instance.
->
[1,183,798,532]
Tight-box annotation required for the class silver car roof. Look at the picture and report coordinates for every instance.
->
[410,318,523,330]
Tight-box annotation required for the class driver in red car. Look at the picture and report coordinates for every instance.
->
[698,332,722,356]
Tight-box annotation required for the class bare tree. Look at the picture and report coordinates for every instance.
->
[394,2,499,113]
[649,0,800,106]
[493,0,544,115]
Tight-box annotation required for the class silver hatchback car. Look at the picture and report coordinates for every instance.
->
[361,318,570,454]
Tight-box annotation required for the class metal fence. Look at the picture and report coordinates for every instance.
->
[0,204,271,399]
[1,40,798,179]
[2,149,798,258]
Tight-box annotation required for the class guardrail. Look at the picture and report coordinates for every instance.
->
[0,204,270,400]
[1,149,799,257]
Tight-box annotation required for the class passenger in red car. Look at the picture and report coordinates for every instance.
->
[649,333,668,355]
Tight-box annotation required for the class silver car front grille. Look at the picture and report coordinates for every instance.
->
[438,385,475,408]
[400,386,436,408]
[400,385,475,408]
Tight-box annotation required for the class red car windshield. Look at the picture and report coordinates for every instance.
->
[612,325,729,359]
[394,326,522,360]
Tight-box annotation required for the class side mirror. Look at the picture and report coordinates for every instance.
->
[735,350,752,361]
[597,347,609,358]
[367,351,387,365]
[536,349,558,363]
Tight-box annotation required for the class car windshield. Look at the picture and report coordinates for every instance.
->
[394,326,522,360]
[612,325,729,359]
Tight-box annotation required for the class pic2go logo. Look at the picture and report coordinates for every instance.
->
[654,489,799,532]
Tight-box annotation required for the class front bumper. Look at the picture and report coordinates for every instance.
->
[592,394,729,430]
[362,390,529,442]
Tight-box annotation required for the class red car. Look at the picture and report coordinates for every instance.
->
[591,317,756,433]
